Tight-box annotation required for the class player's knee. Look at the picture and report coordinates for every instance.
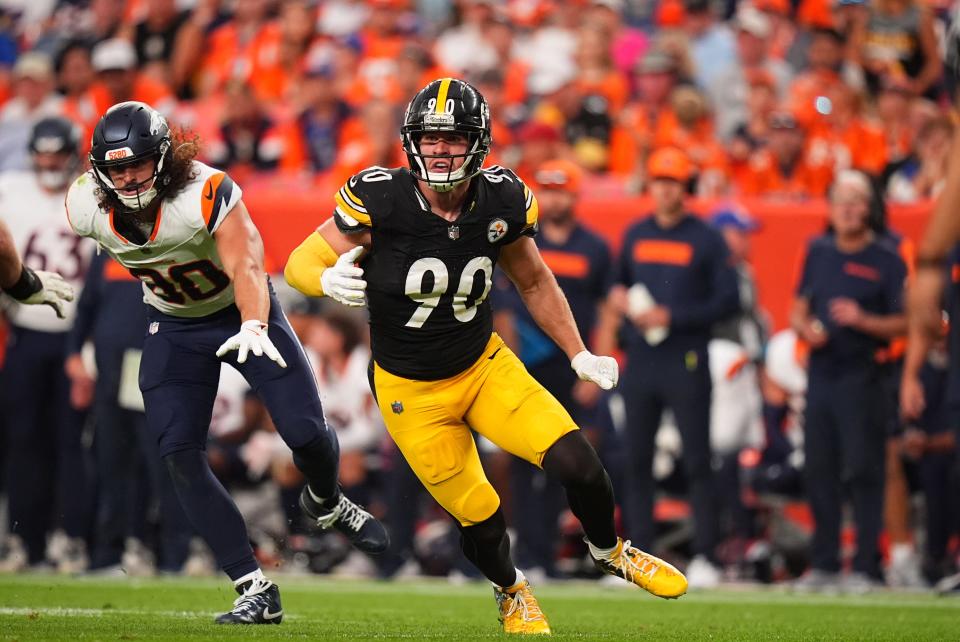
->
[460,506,508,548]
[162,448,208,491]
[290,432,340,481]
[456,482,500,527]
[542,430,607,490]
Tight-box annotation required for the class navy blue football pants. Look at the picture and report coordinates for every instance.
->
[139,290,339,581]
[620,345,719,559]
[803,368,885,577]
[0,327,93,563]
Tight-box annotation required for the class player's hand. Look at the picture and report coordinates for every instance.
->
[571,350,619,390]
[900,373,926,422]
[321,246,367,307]
[216,320,288,368]
[21,270,74,319]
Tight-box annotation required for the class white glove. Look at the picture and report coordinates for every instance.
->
[21,270,75,319]
[321,246,367,307]
[216,320,288,368]
[571,350,619,390]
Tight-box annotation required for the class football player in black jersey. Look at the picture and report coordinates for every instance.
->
[286,78,687,634]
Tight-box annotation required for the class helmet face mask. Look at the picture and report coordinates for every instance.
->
[29,116,81,191]
[90,101,172,212]
[401,79,491,192]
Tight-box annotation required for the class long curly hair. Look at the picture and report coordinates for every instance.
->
[95,127,201,213]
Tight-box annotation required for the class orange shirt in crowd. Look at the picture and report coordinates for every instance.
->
[735,148,834,199]
[652,111,728,176]
[607,104,661,175]
[279,113,365,175]
[806,119,888,175]
[84,74,176,124]
[200,21,285,100]
[576,70,630,113]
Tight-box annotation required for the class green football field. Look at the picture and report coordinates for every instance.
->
[0,573,958,641]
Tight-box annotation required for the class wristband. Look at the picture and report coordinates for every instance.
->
[3,265,42,300]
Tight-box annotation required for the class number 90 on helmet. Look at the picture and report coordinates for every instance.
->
[400,78,492,192]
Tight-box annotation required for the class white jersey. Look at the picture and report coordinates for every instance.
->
[313,346,385,453]
[65,161,242,318]
[0,170,93,332]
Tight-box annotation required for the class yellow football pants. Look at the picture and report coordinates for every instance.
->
[372,333,578,526]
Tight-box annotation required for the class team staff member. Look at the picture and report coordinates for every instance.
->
[791,170,907,592]
[492,158,613,579]
[286,78,687,635]
[597,147,739,588]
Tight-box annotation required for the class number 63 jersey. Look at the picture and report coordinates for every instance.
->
[0,171,94,332]
[65,161,242,318]
[334,166,538,380]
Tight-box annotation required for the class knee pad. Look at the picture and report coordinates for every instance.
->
[456,482,501,527]
[291,432,340,483]
[542,430,607,490]
[163,448,208,492]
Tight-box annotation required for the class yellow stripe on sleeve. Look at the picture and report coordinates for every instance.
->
[524,185,539,228]
[334,191,372,226]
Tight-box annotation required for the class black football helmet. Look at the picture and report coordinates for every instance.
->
[400,78,491,192]
[29,116,81,190]
[89,101,171,211]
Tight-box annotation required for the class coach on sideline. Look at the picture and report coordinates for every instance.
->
[790,170,907,593]
[597,147,739,588]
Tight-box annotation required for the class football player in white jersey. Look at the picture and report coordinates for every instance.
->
[0,116,91,574]
[65,101,387,625]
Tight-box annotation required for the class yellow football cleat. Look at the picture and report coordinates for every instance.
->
[493,579,552,635]
[592,538,688,599]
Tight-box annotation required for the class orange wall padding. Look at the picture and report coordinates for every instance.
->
[244,181,933,331]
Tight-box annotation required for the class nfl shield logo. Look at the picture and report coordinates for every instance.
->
[448,225,460,240]
[391,400,404,414]
[149,322,159,335]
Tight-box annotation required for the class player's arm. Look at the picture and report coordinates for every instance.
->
[213,200,287,367]
[911,134,960,340]
[500,235,618,389]
[0,219,74,318]
[284,216,370,306]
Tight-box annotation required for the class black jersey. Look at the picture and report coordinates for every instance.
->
[334,165,538,380]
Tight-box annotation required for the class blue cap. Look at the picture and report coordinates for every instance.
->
[709,206,759,232]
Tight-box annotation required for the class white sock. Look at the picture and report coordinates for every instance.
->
[891,543,915,565]
[497,568,524,591]
[233,568,266,588]
[588,539,620,561]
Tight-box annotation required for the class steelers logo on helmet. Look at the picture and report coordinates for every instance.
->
[401,78,492,192]
[89,101,172,212]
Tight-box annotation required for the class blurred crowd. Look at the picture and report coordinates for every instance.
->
[0,0,958,592]
[0,0,956,198]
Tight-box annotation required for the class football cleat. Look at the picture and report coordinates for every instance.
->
[215,577,283,625]
[591,538,687,599]
[300,487,389,554]
[494,579,552,635]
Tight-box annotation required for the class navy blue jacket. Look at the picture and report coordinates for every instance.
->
[796,234,906,377]
[616,213,739,354]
